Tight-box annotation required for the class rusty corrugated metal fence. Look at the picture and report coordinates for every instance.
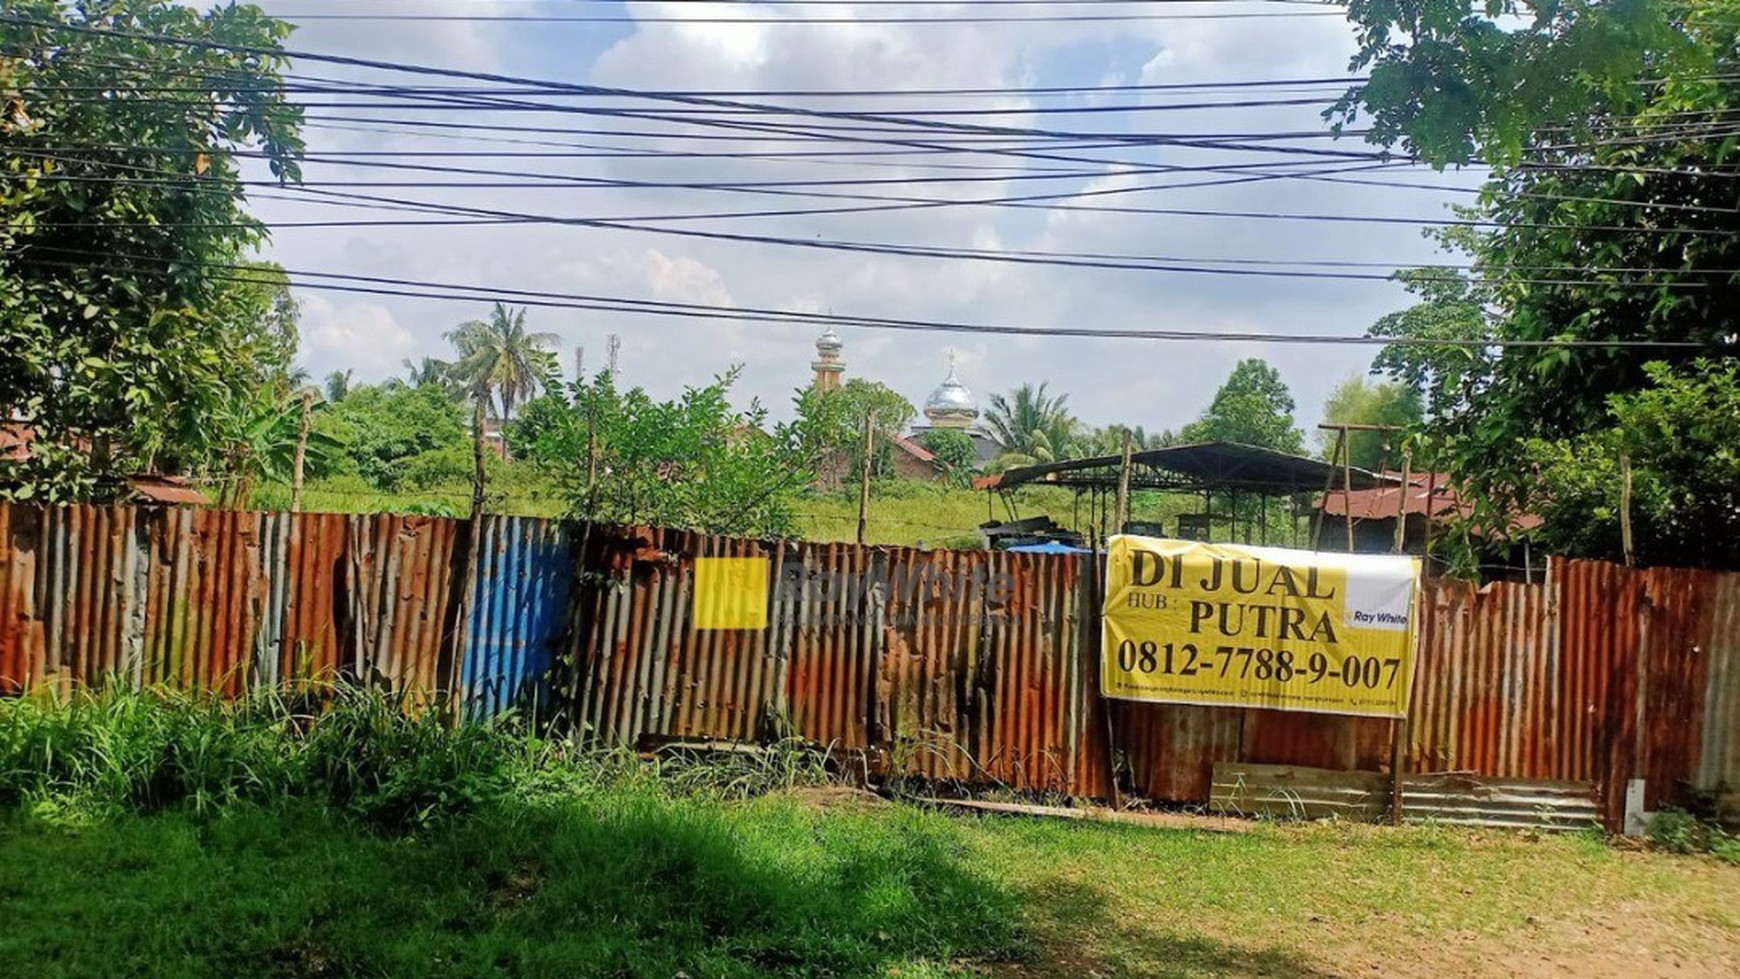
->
[2,503,1737,827]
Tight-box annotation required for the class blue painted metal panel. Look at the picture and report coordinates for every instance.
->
[461,516,573,721]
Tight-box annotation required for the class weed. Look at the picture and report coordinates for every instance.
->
[1647,807,1740,860]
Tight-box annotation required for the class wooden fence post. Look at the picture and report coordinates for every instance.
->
[290,390,313,514]
[856,410,873,546]
[445,394,489,722]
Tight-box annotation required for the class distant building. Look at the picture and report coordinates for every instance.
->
[811,329,844,393]
[907,359,1004,466]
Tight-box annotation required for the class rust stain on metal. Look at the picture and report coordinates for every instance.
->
[3,503,1739,832]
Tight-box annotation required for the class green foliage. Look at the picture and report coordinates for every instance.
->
[0,686,520,832]
[1647,808,1739,862]
[1332,0,1687,167]
[317,382,470,488]
[1075,423,1176,457]
[211,387,339,503]
[0,1,304,500]
[984,382,1078,467]
[1348,3,1740,568]
[1317,374,1423,471]
[916,429,976,486]
[1520,360,1740,567]
[503,390,572,462]
[791,377,916,483]
[533,368,810,537]
[1180,358,1304,453]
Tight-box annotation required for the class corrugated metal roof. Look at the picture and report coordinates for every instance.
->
[978,440,1395,493]
[1321,472,1542,531]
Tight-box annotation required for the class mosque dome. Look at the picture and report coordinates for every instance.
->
[815,329,843,354]
[923,364,979,429]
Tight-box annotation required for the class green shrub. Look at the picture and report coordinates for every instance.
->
[1647,807,1739,859]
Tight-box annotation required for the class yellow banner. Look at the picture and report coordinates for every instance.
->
[1101,535,1421,717]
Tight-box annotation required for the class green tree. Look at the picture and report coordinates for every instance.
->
[1317,375,1424,471]
[1180,359,1304,453]
[984,382,1077,466]
[317,383,469,488]
[792,378,916,483]
[445,303,559,424]
[533,368,808,537]
[402,356,456,394]
[218,387,340,505]
[324,370,355,405]
[1077,424,1175,457]
[503,390,573,463]
[915,429,976,487]
[0,1,304,500]
[1340,1,1740,565]
[1519,360,1740,568]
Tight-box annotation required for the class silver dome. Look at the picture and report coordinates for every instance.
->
[815,329,843,354]
[923,365,978,427]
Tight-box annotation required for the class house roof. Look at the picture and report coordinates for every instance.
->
[1321,472,1541,532]
[127,474,210,506]
[3,421,209,505]
[889,432,938,464]
[976,441,1396,495]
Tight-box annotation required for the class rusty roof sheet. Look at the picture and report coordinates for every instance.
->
[126,474,209,506]
[1321,472,1542,531]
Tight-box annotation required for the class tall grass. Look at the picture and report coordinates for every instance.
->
[0,686,569,830]
[0,687,1026,977]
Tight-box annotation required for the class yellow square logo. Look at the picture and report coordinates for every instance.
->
[693,557,769,630]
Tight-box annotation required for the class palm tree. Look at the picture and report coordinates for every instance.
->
[984,382,1078,466]
[444,303,559,422]
[324,369,354,404]
[402,356,456,393]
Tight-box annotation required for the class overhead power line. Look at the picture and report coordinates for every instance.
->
[24,247,1724,350]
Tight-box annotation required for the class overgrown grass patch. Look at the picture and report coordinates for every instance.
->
[1,691,1736,977]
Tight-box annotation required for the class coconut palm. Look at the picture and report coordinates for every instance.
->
[444,303,559,422]
[984,382,1078,466]
[402,356,457,393]
[324,369,354,404]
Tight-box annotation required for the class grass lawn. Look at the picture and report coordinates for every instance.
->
[3,790,1735,978]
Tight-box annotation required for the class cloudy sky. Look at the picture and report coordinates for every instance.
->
[241,1,1481,437]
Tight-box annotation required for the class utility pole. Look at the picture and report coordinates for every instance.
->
[856,410,874,546]
[290,390,313,514]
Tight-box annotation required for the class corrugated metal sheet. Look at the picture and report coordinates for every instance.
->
[1211,764,1599,831]
[461,516,572,722]
[3,502,1739,833]
[1401,772,1599,831]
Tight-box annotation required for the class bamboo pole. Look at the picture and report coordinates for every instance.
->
[1393,450,1411,555]
[290,390,313,514]
[1113,429,1133,536]
[1342,434,1355,553]
[856,410,874,546]
[446,393,489,722]
[1620,450,1635,566]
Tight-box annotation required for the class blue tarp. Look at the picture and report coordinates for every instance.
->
[1005,541,1090,554]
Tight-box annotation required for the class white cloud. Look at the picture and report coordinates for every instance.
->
[245,3,1477,439]
[299,295,416,374]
